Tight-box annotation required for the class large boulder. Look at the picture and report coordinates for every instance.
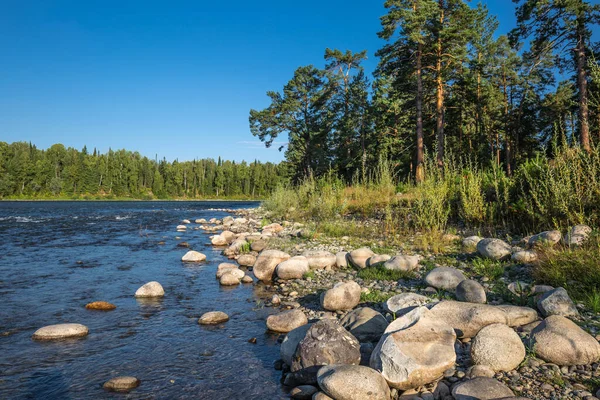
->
[303,250,337,270]
[427,301,538,338]
[384,293,431,315]
[451,377,514,400]
[528,230,562,247]
[382,255,420,272]
[369,307,456,390]
[281,324,311,366]
[340,307,389,343]
[536,287,579,317]
[276,256,310,280]
[236,254,256,267]
[32,323,89,340]
[348,248,375,269]
[317,365,391,400]
[292,320,361,375]
[336,252,349,268]
[181,250,206,262]
[531,315,600,366]
[471,323,525,372]
[134,281,164,298]
[477,238,512,260]
[424,267,466,291]
[266,309,308,333]
[321,281,361,311]
[567,224,592,246]
[253,250,291,282]
[455,279,486,304]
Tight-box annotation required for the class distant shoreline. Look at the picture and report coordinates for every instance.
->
[0,198,263,202]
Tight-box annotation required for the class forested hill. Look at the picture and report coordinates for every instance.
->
[0,142,285,200]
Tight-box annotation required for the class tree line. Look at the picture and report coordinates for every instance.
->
[250,0,600,183]
[0,142,285,199]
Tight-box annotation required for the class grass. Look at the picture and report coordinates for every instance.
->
[360,290,395,303]
[239,242,251,254]
[302,271,316,280]
[471,257,505,280]
[357,266,415,282]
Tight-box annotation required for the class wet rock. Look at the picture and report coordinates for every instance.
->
[134,281,164,298]
[370,307,456,390]
[528,230,562,247]
[236,254,256,267]
[216,263,238,278]
[320,281,361,311]
[276,256,310,280]
[291,320,361,374]
[85,301,116,310]
[266,309,308,333]
[471,323,525,372]
[424,267,466,291]
[427,301,538,338]
[103,376,140,392]
[241,275,253,283]
[340,307,389,343]
[317,365,391,400]
[176,241,190,248]
[195,218,207,224]
[367,254,392,267]
[567,224,592,246]
[198,311,229,325]
[290,385,318,399]
[451,377,514,400]
[383,255,420,272]
[463,235,483,250]
[281,325,311,366]
[176,225,187,231]
[477,238,512,260]
[219,271,241,286]
[348,248,375,269]
[455,279,486,304]
[302,250,337,270]
[336,252,349,268]
[531,315,600,366]
[211,235,228,246]
[32,323,89,340]
[511,250,538,264]
[181,250,206,262]
[537,287,579,317]
[384,293,431,315]
[253,250,291,282]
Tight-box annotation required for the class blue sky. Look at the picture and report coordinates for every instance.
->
[0,0,591,163]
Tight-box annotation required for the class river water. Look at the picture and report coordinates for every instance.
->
[0,201,287,399]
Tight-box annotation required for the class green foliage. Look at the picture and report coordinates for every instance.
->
[360,290,394,304]
[239,242,251,254]
[302,271,316,280]
[357,266,415,282]
[471,257,505,280]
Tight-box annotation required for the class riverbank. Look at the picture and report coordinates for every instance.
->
[210,206,600,400]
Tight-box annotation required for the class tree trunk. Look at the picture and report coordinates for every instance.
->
[436,5,445,168]
[576,15,591,152]
[503,71,512,176]
[416,41,425,183]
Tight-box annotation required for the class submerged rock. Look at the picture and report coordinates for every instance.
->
[198,311,229,325]
[103,376,140,392]
[85,301,116,311]
[32,323,89,340]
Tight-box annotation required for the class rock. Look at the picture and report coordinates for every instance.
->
[455,279,486,304]
[276,256,310,280]
[424,267,466,291]
[219,271,241,286]
[451,377,514,400]
[292,320,361,374]
[477,238,512,260]
[340,307,389,343]
[253,250,291,282]
[348,248,375,269]
[222,216,234,225]
[427,301,538,338]
[321,281,361,311]
[281,325,311,366]
[176,225,187,231]
[466,364,495,379]
[507,281,531,296]
[177,241,190,248]
[134,281,164,298]
[303,250,337,270]
[463,235,483,250]
[32,323,89,340]
[198,311,229,325]
[211,235,228,246]
[567,224,592,246]
[537,287,579,317]
[85,301,116,310]
[241,275,253,283]
[262,222,283,234]
[195,218,207,224]
[471,323,525,372]
[103,376,140,392]
[367,254,392,267]
[236,254,256,267]
[266,310,308,333]
[313,392,334,400]
[531,315,600,366]
[528,230,562,247]
[383,255,420,272]
[251,240,268,252]
[511,250,538,264]
[223,239,248,257]
[370,307,456,390]
[336,252,349,268]
[317,365,391,400]
[181,250,206,262]
[216,263,238,278]
[221,230,236,243]
[384,293,431,315]
[290,385,319,399]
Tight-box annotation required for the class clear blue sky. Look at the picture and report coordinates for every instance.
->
[0,0,585,163]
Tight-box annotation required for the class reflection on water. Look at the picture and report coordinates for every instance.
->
[0,201,286,399]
